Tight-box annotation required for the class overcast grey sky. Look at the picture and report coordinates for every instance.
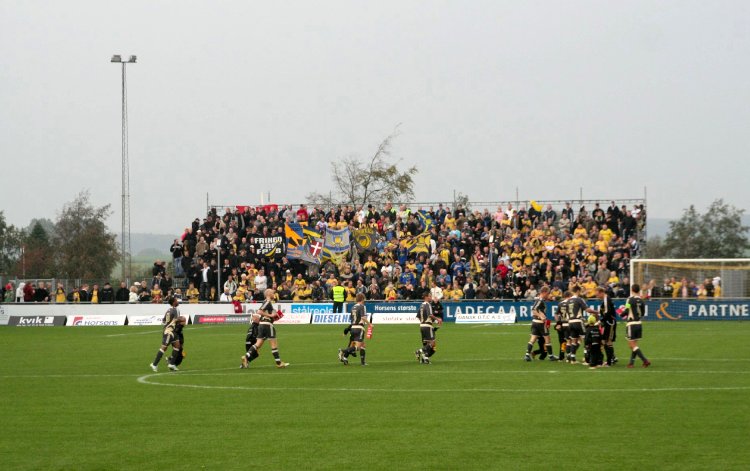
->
[1,1,748,235]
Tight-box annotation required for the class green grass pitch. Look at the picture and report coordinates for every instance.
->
[1,322,749,470]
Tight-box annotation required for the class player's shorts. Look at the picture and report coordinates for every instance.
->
[531,321,548,337]
[245,325,258,348]
[258,323,277,340]
[349,325,365,343]
[626,322,642,341]
[568,321,584,338]
[161,331,175,346]
[420,324,435,342]
[602,321,617,342]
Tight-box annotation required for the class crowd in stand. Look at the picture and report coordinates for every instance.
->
[160,200,649,302]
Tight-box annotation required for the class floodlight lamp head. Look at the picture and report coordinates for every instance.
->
[111,55,123,63]
[128,55,137,63]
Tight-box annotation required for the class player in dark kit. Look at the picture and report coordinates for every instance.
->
[338,293,369,366]
[623,284,651,368]
[150,297,186,372]
[567,286,589,364]
[584,315,603,369]
[242,312,261,366]
[416,292,442,364]
[555,291,572,361]
[524,287,558,362]
[594,286,618,366]
[241,289,289,369]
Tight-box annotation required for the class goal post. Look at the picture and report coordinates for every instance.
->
[630,259,750,298]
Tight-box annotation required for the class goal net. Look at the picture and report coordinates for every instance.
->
[630,259,750,298]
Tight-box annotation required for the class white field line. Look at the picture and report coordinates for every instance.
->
[136,373,750,394]
[105,326,219,337]
[165,369,750,377]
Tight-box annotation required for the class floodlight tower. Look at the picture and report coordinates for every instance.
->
[111,54,137,284]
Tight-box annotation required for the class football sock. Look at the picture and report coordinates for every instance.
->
[174,350,184,366]
[545,344,553,355]
[560,342,566,357]
[634,347,647,362]
[152,350,164,366]
[630,350,637,364]
[526,343,533,354]
[170,348,181,365]
[360,348,366,364]
[272,348,281,364]
[245,345,257,362]
[605,345,614,364]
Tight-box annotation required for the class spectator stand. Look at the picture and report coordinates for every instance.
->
[156,197,647,303]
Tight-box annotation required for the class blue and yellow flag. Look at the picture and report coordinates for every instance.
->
[324,227,351,255]
[353,227,377,252]
[416,210,434,231]
[400,231,431,254]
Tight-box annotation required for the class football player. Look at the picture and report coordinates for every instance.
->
[150,297,185,372]
[241,289,289,368]
[524,287,558,362]
[623,284,651,368]
[338,293,369,366]
[416,292,442,364]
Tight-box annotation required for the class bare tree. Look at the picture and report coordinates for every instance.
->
[308,126,418,207]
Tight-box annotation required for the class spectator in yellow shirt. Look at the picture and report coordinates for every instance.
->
[448,280,464,300]
[384,283,397,301]
[444,214,456,230]
[296,284,312,301]
[595,233,608,253]
[293,274,307,291]
[55,284,66,303]
[151,284,163,304]
[671,277,682,298]
[582,276,597,298]
[364,256,378,272]
[344,281,357,302]
[186,282,200,303]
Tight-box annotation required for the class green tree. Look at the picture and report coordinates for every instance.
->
[27,218,56,239]
[0,211,23,275]
[307,127,418,207]
[52,191,119,279]
[23,222,53,278]
[662,199,749,258]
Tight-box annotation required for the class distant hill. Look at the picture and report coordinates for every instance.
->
[648,215,750,238]
[122,233,175,258]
